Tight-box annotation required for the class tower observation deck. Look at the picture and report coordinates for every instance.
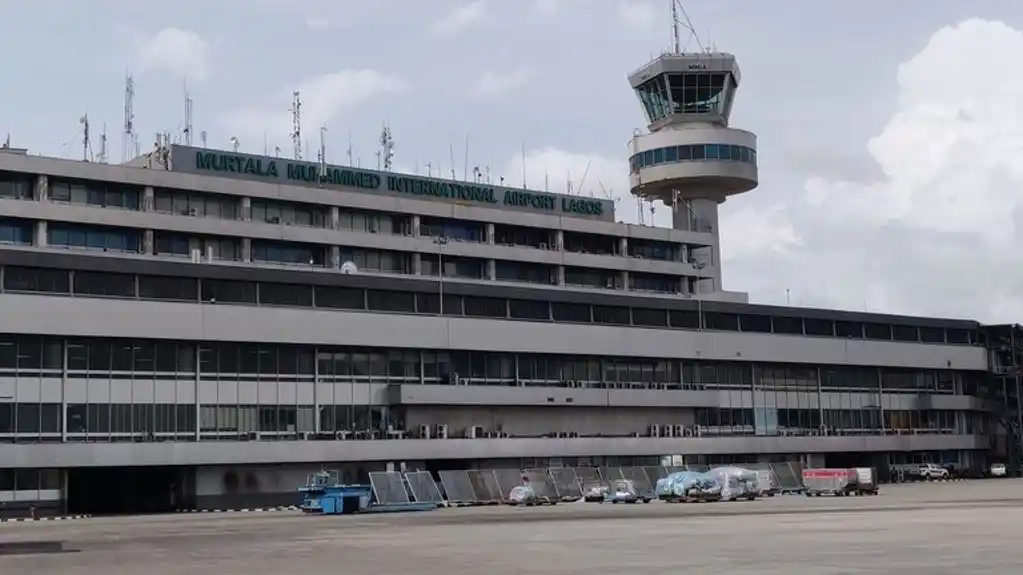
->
[627,51,758,293]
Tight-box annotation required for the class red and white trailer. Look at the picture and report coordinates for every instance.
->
[802,468,857,496]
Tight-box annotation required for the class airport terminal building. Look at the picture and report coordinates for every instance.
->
[0,51,1021,516]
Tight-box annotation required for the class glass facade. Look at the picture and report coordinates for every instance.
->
[630,144,757,174]
[0,333,994,443]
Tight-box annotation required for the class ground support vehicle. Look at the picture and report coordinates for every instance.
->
[602,479,652,504]
[582,481,609,503]
[849,467,879,495]
[803,468,858,497]
[708,467,760,501]
[506,485,557,506]
[917,463,950,481]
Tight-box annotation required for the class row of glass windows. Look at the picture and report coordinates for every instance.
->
[0,402,984,439]
[0,173,697,261]
[629,144,757,174]
[0,335,988,395]
[0,266,980,345]
[0,469,60,491]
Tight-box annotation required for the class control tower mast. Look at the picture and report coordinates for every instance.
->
[627,1,758,295]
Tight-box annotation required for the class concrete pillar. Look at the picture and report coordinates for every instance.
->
[619,271,628,291]
[557,265,566,286]
[330,206,339,230]
[241,238,252,262]
[486,223,495,244]
[330,246,340,268]
[412,214,421,236]
[555,230,564,251]
[143,186,154,211]
[412,253,422,275]
[34,220,47,247]
[487,259,496,280]
[34,175,48,202]
[618,237,628,257]
[240,197,251,221]
[143,230,154,255]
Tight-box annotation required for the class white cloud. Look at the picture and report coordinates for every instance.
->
[428,1,487,38]
[217,70,407,146]
[304,16,330,30]
[617,0,655,31]
[724,18,1023,319]
[470,68,533,100]
[134,28,210,82]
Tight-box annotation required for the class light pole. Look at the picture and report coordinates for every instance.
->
[433,236,449,315]
[692,260,706,330]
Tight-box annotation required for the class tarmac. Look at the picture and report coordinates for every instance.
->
[2,480,1022,574]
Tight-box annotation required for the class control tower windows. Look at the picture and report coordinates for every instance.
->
[635,77,671,123]
[564,266,623,290]
[563,231,618,256]
[419,216,484,243]
[495,261,557,285]
[629,144,756,174]
[0,171,32,200]
[666,73,731,116]
[493,224,556,250]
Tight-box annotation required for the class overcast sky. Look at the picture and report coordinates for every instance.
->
[1,0,1021,322]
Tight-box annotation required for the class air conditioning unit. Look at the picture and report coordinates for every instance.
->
[662,425,674,438]
[539,242,548,250]
[448,373,459,385]
[569,431,580,438]
[188,207,198,217]
[465,425,484,439]
[649,424,661,438]
[300,432,315,440]
[434,424,449,439]
[458,378,469,386]
[334,431,348,440]
[673,425,685,437]
[417,424,431,439]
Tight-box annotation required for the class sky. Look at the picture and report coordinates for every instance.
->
[1,0,1022,323]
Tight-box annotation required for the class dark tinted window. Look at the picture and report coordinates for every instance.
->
[202,279,256,304]
[73,271,135,297]
[316,286,364,309]
[739,314,771,333]
[593,306,630,325]
[704,312,738,331]
[464,297,506,318]
[367,290,415,312]
[138,276,198,301]
[669,310,699,329]
[3,266,69,293]
[259,283,312,307]
[509,299,549,320]
[552,302,590,323]
[632,308,667,327]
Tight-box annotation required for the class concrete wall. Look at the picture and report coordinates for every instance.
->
[0,434,990,468]
[0,294,987,370]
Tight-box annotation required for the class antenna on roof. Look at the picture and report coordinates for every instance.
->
[80,113,91,162]
[200,130,207,149]
[122,72,136,162]
[670,0,705,54]
[2,133,9,148]
[97,123,108,164]
[346,131,354,167]
[577,160,591,196]
[448,142,456,180]
[290,90,302,160]
[318,125,328,181]
[463,134,469,181]
[521,141,527,189]
[380,124,394,171]
[183,83,193,147]
[230,136,240,153]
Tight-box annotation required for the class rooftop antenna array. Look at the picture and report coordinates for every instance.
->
[671,0,706,54]
[122,73,138,162]
[80,114,91,161]
[380,124,394,171]
[290,90,302,160]
[346,131,354,167]
[183,84,194,147]
[200,130,207,149]
[230,137,240,153]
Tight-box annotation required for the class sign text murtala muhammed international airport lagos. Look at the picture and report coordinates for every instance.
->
[181,147,608,218]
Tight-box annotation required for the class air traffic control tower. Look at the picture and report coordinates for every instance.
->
[628,52,758,294]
